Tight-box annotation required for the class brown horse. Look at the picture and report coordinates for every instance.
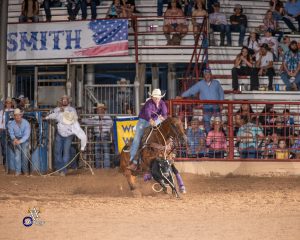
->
[119,117,187,191]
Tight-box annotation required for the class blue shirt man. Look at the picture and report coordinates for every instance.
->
[127,89,168,171]
[7,108,31,176]
[181,68,224,133]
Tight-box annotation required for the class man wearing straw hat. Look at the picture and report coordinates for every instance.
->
[46,95,87,176]
[7,108,31,176]
[127,88,168,171]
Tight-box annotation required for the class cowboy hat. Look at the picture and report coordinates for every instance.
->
[14,108,22,115]
[17,94,25,100]
[62,111,77,125]
[5,97,12,103]
[148,89,166,98]
[94,102,107,109]
[210,116,222,124]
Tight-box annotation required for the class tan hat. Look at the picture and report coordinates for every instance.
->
[210,116,222,124]
[148,89,166,98]
[62,111,77,125]
[119,78,127,83]
[95,103,107,109]
[14,108,22,115]
[61,95,70,100]
[5,97,12,103]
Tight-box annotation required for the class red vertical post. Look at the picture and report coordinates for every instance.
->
[133,16,138,64]
[169,99,173,116]
[228,102,234,159]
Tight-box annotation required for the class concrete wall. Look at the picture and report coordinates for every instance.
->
[175,161,300,177]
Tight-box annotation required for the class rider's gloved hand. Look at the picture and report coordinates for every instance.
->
[149,119,156,126]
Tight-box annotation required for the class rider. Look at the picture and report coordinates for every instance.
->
[127,88,168,171]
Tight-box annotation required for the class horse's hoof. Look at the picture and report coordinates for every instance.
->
[179,186,186,194]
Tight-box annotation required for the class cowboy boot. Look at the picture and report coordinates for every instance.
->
[175,173,186,194]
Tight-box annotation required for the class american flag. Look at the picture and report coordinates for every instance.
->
[74,19,128,57]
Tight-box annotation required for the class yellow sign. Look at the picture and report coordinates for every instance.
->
[113,117,138,153]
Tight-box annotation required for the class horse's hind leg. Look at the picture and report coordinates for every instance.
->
[124,169,136,190]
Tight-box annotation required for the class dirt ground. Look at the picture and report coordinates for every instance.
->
[0,167,299,240]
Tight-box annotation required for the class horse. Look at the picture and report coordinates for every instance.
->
[119,117,187,193]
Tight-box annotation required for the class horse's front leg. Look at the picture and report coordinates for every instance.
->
[124,169,136,190]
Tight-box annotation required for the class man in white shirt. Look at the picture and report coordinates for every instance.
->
[255,43,276,90]
[46,95,87,176]
[0,98,14,167]
[259,29,279,60]
[82,103,113,168]
[209,2,231,46]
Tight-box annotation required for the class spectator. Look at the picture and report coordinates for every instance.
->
[15,94,29,111]
[19,0,39,23]
[121,0,136,18]
[278,36,290,61]
[192,0,208,43]
[236,103,255,120]
[180,68,224,133]
[263,132,279,159]
[117,78,133,114]
[206,116,227,158]
[229,4,247,47]
[209,2,231,46]
[270,0,297,33]
[281,40,300,91]
[291,136,300,158]
[275,139,289,159]
[243,30,260,59]
[207,0,218,14]
[231,46,258,91]
[186,118,206,158]
[46,95,87,176]
[284,0,300,33]
[259,29,279,59]
[259,10,283,42]
[0,98,14,166]
[108,0,122,18]
[82,103,113,168]
[237,115,264,159]
[158,0,170,17]
[183,0,195,16]
[42,0,62,22]
[67,0,87,21]
[255,43,276,90]
[7,109,31,176]
[163,0,188,45]
[259,104,277,136]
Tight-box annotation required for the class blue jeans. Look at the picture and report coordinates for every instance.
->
[43,0,52,21]
[54,134,73,173]
[272,12,297,31]
[19,15,39,23]
[67,0,87,20]
[130,118,150,164]
[280,71,300,90]
[203,105,221,133]
[0,130,6,165]
[210,24,231,46]
[95,133,110,168]
[208,150,225,158]
[230,24,246,46]
[240,149,259,159]
[88,0,98,20]
[157,0,170,16]
[14,141,29,174]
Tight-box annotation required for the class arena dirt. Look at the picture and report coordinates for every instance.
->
[0,167,299,240]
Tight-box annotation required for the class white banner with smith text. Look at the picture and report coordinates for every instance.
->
[7,19,128,61]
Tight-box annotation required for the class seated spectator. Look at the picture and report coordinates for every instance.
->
[259,104,277,136]
[280,40,300,91]
[284,0,300,33]
[229,4,247,47]
[192,0,208,43]
[243,30,260,59]
[121,0,136,18]
[209,2,231,46]
[67,0,87,21]
[278,36,290,61]
[232,47,258,91]
[259,29,279,60]
[7,109,31,176]
[19,0,39,23]
[158,0,170,17]
[263,132,279,159]
[234,114,243,136]
[291,136,300,158]
[236,103,255,120]
[186,118,206,158]
[270,0,297,33]
[206,116,227,158]
[237,115,264,159]
[275,139,289,159]
[255,43,276,90]
[163,0,188,45]
[42,0,62,22]
[108,0,122,18]
[259,10,283,42]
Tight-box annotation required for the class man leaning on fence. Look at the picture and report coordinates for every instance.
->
[7,109,31,176]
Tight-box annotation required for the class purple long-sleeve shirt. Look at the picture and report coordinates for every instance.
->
[139,99,168,121]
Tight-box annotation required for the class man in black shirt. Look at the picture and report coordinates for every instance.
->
[230,4,247,47]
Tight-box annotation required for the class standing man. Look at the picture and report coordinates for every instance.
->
[46,95,86,176]
[280,40,300,91]
[127,89,168,171]
[0,98,14,166]
[230,4,247,47]
[7,109,31,176]
[180,68,224,133]
[82,103,113,168]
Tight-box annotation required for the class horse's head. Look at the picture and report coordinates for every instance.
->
[161,117,187,146]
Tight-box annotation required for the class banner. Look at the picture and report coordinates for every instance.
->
[7,19,128,60]
[113,117,138,153]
